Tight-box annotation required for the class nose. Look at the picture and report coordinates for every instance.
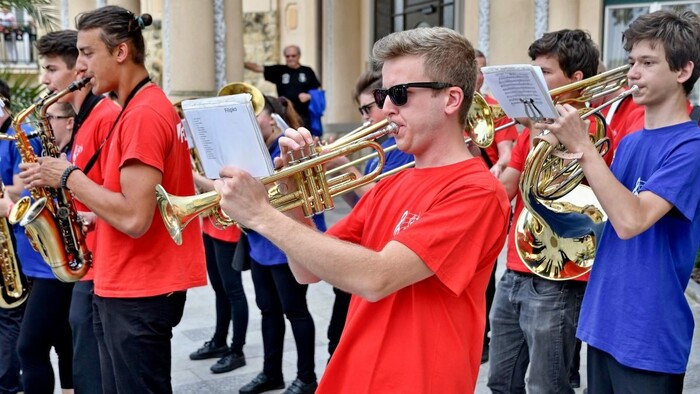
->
[380,96,397,118]
[627,62,640,81]
[39,71,50,87]
[76,55,88,74]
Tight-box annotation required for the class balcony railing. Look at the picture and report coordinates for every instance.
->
[0,25,37,65]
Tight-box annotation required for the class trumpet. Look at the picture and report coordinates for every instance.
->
[156,120,396,245]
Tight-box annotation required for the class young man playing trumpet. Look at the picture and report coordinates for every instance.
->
[215,27,510,393]
[543,10,700,393]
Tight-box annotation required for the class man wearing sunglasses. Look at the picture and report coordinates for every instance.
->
[215,27,510,393]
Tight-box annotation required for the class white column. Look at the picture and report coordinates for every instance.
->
[534,0,549,39]
[478,0,490,57]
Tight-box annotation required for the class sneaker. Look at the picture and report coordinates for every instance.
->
[283,378,318,394]
[189,340,229,361]
[211,352,246,374]
[239,372,285,394]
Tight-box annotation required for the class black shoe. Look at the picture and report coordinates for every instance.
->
[189,340,229,360]
[481,344,489,364]
[283,378,318,394]
[239,372,285,394]
[570,372,581,389]
[211,352,246,374]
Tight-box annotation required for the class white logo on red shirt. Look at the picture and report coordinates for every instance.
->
[72,144,84,163]
[393,210,420,236]
[176,121,187,144]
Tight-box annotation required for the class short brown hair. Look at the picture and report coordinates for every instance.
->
[352,70,382,104]
[623,10,700,95]
[528,29,599,80]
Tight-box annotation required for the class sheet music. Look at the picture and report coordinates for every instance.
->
[182,94,273,179]
[481,64,558,121]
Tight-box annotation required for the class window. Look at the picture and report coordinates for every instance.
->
[374,0,455,41]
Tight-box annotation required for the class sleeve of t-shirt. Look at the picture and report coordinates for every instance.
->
[494,120,518,144]
[641,136,700,221]
[393,182,508,296]
[263,65,282,84]
[308,68,321,89]
[118,105,172,173]
[508,128,531,172]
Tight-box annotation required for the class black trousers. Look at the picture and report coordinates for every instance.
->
[69,280,102,394]
[93,292,186,394]
[587,345,684,394]
[17,277,74,393]
[250,260,316,383]
[203,234,248,354]
[327,287,351,358]
[0,303,24,394]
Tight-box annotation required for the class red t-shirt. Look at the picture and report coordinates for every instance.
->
[482,95,518,166]
[322,159,511,393]
[93,85,206,297]
[71,98,120,281]
[202,218,241,243]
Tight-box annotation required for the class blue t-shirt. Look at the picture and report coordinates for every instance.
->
[577,121,700,374]
[248,136,327,266]
[363,136,414,175]
[0,125,39,185]
[5,129,50,279]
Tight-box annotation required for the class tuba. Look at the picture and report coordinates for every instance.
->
[8,77,93,282]
[514,84,638,280]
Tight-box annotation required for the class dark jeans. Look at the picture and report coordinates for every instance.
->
[250,260,316,383]
[203,233,248,354]
[487,270,585,394]
[18,278,74,393]
[93,292,186,394]
[587,345,684,394]
[327,287,351,358]
[0,304,24,394]
[69,280,102,394]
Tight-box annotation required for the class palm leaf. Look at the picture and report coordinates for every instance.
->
[0,0,59,32]
[0,70,45,113]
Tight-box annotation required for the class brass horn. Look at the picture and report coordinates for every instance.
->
[515,86,638,280]
[465,92,504,148]
[156,120,396,245]
[218,81,265,115]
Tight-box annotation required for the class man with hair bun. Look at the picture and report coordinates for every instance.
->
[20,5,206,393]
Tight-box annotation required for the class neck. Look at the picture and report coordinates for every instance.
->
[115,67,150,106]
[414,123,473,168]
[644,90,690,129]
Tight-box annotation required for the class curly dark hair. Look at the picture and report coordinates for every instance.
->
[528,29,599,80]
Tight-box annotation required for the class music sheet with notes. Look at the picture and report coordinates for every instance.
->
[481,64,558,121]
[182,94,274,179]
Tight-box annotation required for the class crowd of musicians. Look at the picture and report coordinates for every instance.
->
[0,4,699,394]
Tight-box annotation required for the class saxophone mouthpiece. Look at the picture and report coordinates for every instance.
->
[70,77,92,92]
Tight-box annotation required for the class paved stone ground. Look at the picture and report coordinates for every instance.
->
[52,197,700,393]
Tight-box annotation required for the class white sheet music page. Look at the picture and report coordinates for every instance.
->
[481,64,558,121]
[182,94,273,179]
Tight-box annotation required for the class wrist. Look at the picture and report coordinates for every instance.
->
[60,165,81,189]
[5,201,14,218]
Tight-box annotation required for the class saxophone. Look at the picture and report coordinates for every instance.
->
[8,77,93,283]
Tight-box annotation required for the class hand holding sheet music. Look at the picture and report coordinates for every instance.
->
[481,64,559,122]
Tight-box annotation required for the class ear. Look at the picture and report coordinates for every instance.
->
[571,70,584,82]
[66,116,75,131]
[677,61,694,85]
[444,86,464,117]
[115,42,130,64]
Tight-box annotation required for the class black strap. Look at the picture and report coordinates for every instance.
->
[480,148,494,168]
[690,105,700,124]
[64,92,104,154]
[81,76,151,176]
[0,117,10,135]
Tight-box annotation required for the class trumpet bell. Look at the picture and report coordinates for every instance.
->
[515,185,606,280]
[155,185,223,246]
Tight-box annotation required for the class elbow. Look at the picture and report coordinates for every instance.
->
[122,216,154,238]
[357,277,393,303]
[611,219,643,240]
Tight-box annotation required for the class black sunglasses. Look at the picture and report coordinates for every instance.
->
[358,102,376,116]
[373,82,455,108]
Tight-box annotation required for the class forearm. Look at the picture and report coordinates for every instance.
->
[244,62,263,73]
[65,171,154,237]
[254,207,397,300]
[578,144,652,238]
